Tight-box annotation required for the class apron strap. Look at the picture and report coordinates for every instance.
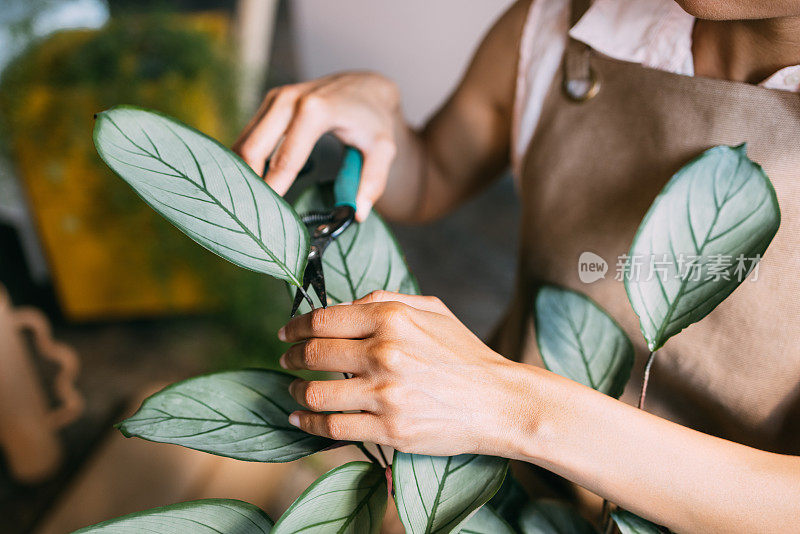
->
[563,0,600,101]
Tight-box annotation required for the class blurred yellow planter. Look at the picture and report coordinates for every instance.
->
[3,13,237,320]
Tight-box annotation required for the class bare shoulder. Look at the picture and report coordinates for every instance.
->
[460,0,535,114]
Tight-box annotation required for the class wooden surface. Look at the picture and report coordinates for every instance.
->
[0,287,82,484]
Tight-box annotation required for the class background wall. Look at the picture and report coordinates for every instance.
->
[291,0,514,125]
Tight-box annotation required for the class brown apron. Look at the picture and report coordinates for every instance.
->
[494,0,800,468]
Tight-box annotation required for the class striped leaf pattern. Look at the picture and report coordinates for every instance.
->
[625,145,780,351]
[272,462,387,533]
[293,185,419,308]
[534,285,634,398]
[73,499,273,533]
[94,106,309,286]
[118,370,333,463]
[393,452,507,534]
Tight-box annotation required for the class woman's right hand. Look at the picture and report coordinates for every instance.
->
[232,72,402,221]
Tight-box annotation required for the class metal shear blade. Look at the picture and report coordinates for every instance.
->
[290,205,356,317]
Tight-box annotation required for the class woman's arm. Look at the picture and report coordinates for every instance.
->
[519,369,800,533]
[277,291,800,534]
[233,1,531,223]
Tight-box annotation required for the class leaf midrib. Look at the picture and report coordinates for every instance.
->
[425,456,451,534]
[105,115,303,286]
[126,413,299,433]
[334,477,383,533]
[426,456,492,534]
[557,299,597,389]
[648,165,758,348]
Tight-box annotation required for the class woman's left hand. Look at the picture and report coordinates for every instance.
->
[278,290,529,457]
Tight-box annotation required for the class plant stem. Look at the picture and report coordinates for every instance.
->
[603,504,618,534]
[600,499,610,530]
[297,285,315,310]
[600,495,619,534]
[377,445,390,467]
[638,351,657,410]
[356,443,382,466]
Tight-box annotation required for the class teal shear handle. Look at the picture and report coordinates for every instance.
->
[333,147,362,210]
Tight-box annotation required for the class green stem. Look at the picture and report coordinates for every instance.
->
[638,351,657,410]
[297,285,315,310]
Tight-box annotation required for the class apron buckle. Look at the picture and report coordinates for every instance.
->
[563,66,600,102]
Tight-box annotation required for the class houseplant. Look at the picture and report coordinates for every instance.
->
[80,107,779,533]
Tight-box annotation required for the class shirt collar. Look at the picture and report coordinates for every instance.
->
[569,0,696,77]
[569,0,800,92]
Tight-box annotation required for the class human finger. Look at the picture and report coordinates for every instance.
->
[354,137,396,221]
[262,94,331,195]
[233,85,304,177]
[288,411,384,443]
[280,338,369,374]
[288,378,376,413]
[278,304,383,342]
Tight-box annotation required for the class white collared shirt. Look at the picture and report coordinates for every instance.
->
[512,0,800,173]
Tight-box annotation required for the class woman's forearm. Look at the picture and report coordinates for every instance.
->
[503,364,800,533]
[278,292,799,532]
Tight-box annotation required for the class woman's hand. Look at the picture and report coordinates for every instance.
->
[280,291,800,532]
[278,291,532,457]
[233,72,401,221]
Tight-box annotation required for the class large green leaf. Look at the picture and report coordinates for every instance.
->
[461,505,515,534]
[461,473,531,533]
[392,452,507,534]
[534,285,634,398]
[487,472,530,531]
[611,510,666,534]
[94,106,309,286]
[292,184,419,308]
[625,145,780,351]
[272,461,387,533]
[118,369,333,462]
[73,499,273,533]
[519,500,597,534]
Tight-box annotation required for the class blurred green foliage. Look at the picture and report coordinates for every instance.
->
[0,11,290,369]
[40,20,220,86]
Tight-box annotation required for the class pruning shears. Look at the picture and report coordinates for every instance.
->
[289,147,363,317]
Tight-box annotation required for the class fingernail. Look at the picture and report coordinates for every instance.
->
[278,326,287,342]
[288,412,300,427]
[279,353,288,369]
[337,301,352,306]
